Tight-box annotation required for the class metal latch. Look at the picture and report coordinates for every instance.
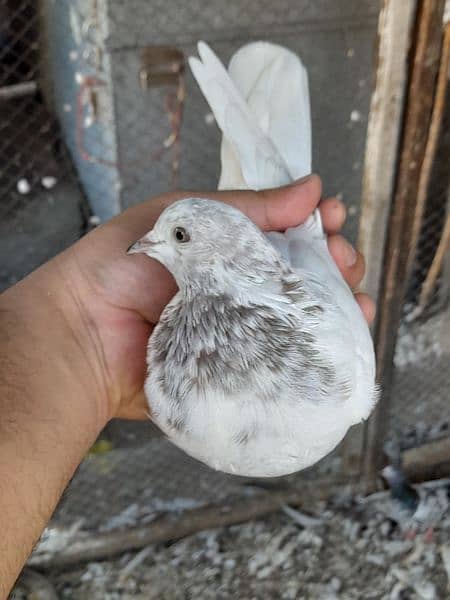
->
[139,46,185,89]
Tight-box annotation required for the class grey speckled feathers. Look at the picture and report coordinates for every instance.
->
[129,42,377,476]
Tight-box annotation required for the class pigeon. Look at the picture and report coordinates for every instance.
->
[128,41,377,477]
[381,465,449,540]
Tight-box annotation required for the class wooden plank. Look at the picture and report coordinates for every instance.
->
[403,436,450,482]
[362,0,446,490]
[28,478,346,570]
[358,0,417,303]
[341,0,417,478]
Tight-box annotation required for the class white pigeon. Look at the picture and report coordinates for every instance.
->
[128,41,377,477]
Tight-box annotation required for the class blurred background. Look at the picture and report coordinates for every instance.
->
[3,0,450,598]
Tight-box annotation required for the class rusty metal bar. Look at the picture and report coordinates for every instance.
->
[362,0,446,490]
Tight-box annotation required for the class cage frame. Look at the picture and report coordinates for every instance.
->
[349,0,449,490]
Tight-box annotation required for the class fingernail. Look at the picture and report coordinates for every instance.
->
[343,241,357,267]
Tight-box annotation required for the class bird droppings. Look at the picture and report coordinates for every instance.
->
[41,176,57,189]
[394,310,447,369]
[89,215,101,226]
[350,110,362,123]
[204,112,215,125]
[17,178,31,194]
[24,479,450,599]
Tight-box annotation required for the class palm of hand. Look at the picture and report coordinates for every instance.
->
[67,181,373,420]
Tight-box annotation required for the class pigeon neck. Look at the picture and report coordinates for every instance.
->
[178,272,255,303]
[178,262,281,304]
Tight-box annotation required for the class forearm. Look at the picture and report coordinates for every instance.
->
[0,260,108,597]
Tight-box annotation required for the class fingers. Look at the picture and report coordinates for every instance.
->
[355,293,376,325]
[209,174,322,231]
[320,197,346,234]
[108,174,322,244]
[327,234,365,289]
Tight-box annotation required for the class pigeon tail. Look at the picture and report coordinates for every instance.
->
[189,41,322,237]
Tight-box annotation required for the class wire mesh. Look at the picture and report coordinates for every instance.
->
[387,27,450,452]
[403,80,450,319]
[0,0,380,227]
[2,0,381,566]
[0,0,77,216]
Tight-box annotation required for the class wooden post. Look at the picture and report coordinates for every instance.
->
[362,0,446,490]
[341,0,417,477]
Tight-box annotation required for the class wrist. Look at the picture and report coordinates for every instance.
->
[0,261,110,595]
[0,255,111,438]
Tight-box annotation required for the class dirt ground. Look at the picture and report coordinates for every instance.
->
[13,480,450,600]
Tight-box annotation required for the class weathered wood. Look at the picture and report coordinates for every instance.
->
[358,0,417,303]
[419,210,450,309]
[403,437,450,482]
[409,22,450,280]
[28,481,345,570]
[342,0,417,479]
[362,0,446,490]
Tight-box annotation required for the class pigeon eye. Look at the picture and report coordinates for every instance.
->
[173,227,190,243]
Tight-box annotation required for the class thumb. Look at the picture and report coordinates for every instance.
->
[207,174,322,231]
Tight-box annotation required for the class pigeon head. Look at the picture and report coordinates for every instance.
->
[128,197,281,293]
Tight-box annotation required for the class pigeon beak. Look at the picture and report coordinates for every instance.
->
[127,232,160,255]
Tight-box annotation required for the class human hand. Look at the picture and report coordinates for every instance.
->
[22,175,375,423]
[0,175,375,594]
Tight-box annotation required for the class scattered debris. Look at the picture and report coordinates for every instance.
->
[13,569,59,600]
[118,546,154,584]
[281,504,323,528]
[16,178,31,194]
[41,176,57,189]
[23,477,450,599]
[88,214,101,226]
[350,109,362,122]
[394,312,446,368]
[439,544,450,587]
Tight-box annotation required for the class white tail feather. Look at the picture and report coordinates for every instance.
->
[189,41,322,236]
[228,42,311,180]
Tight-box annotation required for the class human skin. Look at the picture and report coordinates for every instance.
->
[0,176,374,596]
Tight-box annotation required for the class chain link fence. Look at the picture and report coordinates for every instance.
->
[1,2,383,560]
[3,1,450,595]
[388,15,450,453]
[2,0,450,550]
